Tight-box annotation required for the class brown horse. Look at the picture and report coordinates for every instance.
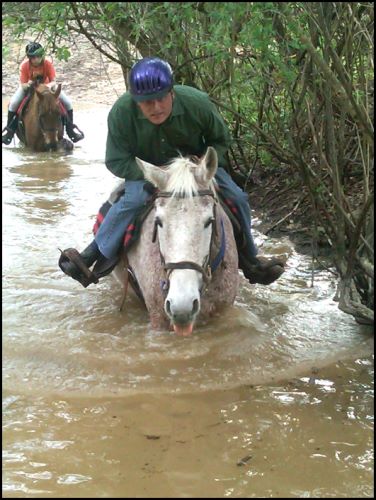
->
[16,83,73,152]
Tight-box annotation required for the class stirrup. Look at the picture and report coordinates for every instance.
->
[58,248,98,288]
[2,126,15,144]
[68,124,84,143]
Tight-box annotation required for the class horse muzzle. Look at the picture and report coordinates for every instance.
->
[172,322,195,336]
[163,263,207,336]
[165,296,200,336]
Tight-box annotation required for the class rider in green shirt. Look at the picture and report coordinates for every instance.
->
[59,57,285,287]
[105,84,231,180]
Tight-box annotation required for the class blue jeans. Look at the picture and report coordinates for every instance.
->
[95,168,258,260]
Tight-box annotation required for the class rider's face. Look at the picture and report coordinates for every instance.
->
[29,56,43,66]
[137,92,174,125]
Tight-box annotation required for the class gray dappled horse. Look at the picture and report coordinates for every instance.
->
[113,147,239,336]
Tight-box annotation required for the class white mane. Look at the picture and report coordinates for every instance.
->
[164,157,215,198]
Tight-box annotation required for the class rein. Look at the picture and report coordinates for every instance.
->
[39,113,62,133]
[37,89,62,133]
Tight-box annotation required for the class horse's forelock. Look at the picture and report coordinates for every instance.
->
[165,157,213,198]
[40,93,60,112]
[37,85,60,112]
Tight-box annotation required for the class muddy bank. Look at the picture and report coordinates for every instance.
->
[247,164,330,257]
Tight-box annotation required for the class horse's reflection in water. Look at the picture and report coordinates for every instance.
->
[16,83,73,152]
[114,147,239,336]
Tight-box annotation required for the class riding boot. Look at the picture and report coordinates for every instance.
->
[58,240,102,287]
[59,238,121,287]
[64,240,101,273]
[238,249,286,286]
[65,109,84,143]
[2,111,18,145]
[79,240,102,267]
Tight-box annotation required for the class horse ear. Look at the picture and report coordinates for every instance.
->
[201,146,218,180]
[136,157,168,190]
[54,84,62,99]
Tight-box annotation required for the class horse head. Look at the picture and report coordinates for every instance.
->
[136,147,219,336]
[34,83,63,151]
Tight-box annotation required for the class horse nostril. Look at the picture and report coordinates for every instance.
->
[165,299,171,316]
[192,299,199,315]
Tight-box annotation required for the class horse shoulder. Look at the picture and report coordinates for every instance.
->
[200,204,239,314]
[127,209,167,322]
[22,94,39,146]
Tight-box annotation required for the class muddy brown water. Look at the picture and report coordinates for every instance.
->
[2,104,374,498]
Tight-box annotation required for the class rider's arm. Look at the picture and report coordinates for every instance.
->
[19,61,33,91]
[43,59,56,84]
[105,100,144,181]
[200,98,232,169]
[175,86,232,169]
[19,60,30,84]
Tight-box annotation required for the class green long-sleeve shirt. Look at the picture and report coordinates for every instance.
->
[105,84,232,180]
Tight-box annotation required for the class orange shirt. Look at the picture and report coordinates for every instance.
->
[19,58,56,84]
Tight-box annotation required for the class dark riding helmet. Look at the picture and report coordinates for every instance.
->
[26,42,45,58]
[129,57,173,102]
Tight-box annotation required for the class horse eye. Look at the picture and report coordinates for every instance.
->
[155,217,163,228]
[204,217,215,228]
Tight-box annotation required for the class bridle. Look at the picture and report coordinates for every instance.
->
[37,90,62,134]
[38,110,62,134]
[153,189,218,291]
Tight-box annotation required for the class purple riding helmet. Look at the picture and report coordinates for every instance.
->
[129,57,173,102]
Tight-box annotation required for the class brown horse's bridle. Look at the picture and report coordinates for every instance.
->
[38,112,62,134]
[153,189,218,291]
[37,89,62,134]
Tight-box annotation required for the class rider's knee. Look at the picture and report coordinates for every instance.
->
[237,190,250,207]
[59,92,72,110]
[9,88,26,112]
[122,181,150,210]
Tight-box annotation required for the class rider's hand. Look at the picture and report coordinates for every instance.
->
[47,81,58,91]
[21,82,32,92]
[143,181,157,195]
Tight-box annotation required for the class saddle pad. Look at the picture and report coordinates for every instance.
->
[17,95,67,117]
[16,96,31,117]
[92,199,154,252]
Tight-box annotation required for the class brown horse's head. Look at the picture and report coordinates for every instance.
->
[34,83,63,151]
